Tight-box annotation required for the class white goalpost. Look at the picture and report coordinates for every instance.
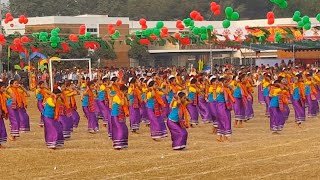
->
[48,58,92,91]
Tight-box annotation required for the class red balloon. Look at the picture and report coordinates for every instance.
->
[139,39,151,45]
[160,32,167,38]
[161,27,168,34]
[150,34,157,40]
[4,19,9,24]
[139,18,147,26]
[7,16,13,22]
[190,11,199,19]
[116,20,122,26]
[177,23,185,30]
[176,20,182,24]
[79,25,86,35]
[24,18,28,24]
[0,34,5,40]
[108,24,114,29]
[267,11,274,19]
[174,33,181,39]
[21,36,29,43]
[13,38,21,45]
[18,18,24,24]
[268,18,275,25]
[10,24,14,27]
[210,2,217,7]
[180,37,190,45]
[108,28,116,34]
[141,25,148,30]
[214,10,220,16]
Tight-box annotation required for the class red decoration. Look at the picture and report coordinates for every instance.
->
[139,39,151,45]
[79,25,86,35]
[69,34,79,42]
[21,36,29,43]
[161,27,169,34]
[10,24,14,27]
[139,18,147,26]
[174,33,181,39]
[267,11,275,25]
[141,25,148,30]
[210,2,221,16]
[150,34,157,40]
[116,20,122,26]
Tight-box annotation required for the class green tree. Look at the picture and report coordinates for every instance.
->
[128,42,154,67]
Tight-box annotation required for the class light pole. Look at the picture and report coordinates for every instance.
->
[210,43,213,74]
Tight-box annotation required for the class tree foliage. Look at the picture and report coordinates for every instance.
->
[128,42,154,67]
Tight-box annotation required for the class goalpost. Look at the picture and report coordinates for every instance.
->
[48,58,92,91]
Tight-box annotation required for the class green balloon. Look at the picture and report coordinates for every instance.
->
[40,36,47,42]
[201,34,208,40]
[192,27,200,35]
[54,27,61,33]
[136,31,141,35]
[50,36,59,42]
[294,11,301,17]
[207,25,214,31]
[86,32,91,37]
[153,28,161,37]
[51,30,58,36]
[189,20,194,27]
[222,19,231,28]
[146,29,153,36]
[292,15,301,22]
[279,1,288,9]
[297,21,304,28]
[304,23,311,30]
[156,21,164,29]
[302,16,310,24]
[225,7,234,16]
[317,13,320,21]
[111,34,117,40]
[231,12,240,21]
[200,26,207,34]
[51,43,58,48]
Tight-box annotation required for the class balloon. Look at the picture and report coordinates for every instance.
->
[55,27,61,33]
[207,25,214,31]
[192,27,200,35]
[86,32,92,37]
[24,18,28,24]
[231,12,240,21]
[177,23,185,30]
[139,18,147,26]
[4,19,8,24]
[114,30,120,37]
[279,1,288,9]
[108,28,116,34]
[222,19,231,28]
[297,21,304,28]
[51,43,58,48]
[116,20,122,26]
[150,34,157,40]
[141,25,148,30]
[13,38,20,45]
[225,7,234,16]
[51,30,58,36]
[111,34,118,40]
[267,12,274,19]
[268,18,275,25]
[50,36,59,42]
[174,33,181,39]
[302,16,310,24]
[40,36,47,42]
[161,27,168,34]
[200,26,207,34]
[153,28,161,37]
[18,17,24,24]
[292,15,301,22]
[160,32,167,38]
[139,39,151,45]
[214,10,220,16]
[5,13,11,18]
[7,16,13,22]
[190,11,199,19]
[294,11,301,17]
[304,23,311,30]
[146,28,153,36]
[210,2,217,7]
[317,13,320,21]
[156,21,164,29]
[21,36,29,43]
[201,34,208,40]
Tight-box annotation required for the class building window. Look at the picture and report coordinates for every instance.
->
[87,28,97,33]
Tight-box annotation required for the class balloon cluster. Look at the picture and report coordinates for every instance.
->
[69,34,79,42]
[21,36,29,43]
[50,28,61,48]
[139,18,147,30]
[190,11,204,21]
[223,7,240,28]
[0,34,6,45]
[293,11,311,30]
[270,0,288,9]
[210,2,221,16]
[4,13,13,24]
[182,18,195,28]
[79,25,86,35]
[18,15,29,24]
[39,32,49,42]
[266,11,275,25]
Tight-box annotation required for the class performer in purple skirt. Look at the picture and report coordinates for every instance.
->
[97,77,111,128]
[269,80,286,134]
[128,77,142,132]
[43,89,64,149]
[187,77,199,126]
[0,82,8,147]
[146,79,168,140]
[232,75,247,128]
[305,74,319,118]
[110,84,129,150]
[291,74,306,126]
[197,78,211,123]
[35,81,52,128]
[262,73,272,117]
[167,91,189,150]
[82,81,99,133]
[208,76,218,132]
[18,83,30,133]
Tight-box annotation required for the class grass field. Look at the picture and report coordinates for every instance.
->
[1,93,320,180]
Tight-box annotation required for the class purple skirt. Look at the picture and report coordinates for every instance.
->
[258,85,265,104]
[245,95,254,120]
[198,97,212,123]
[0,118,7,144]
[292,99,305,123]
[96,100,110,125]
[187,104,199,125]
[7,106,20,137]
[167,120,188,150]
[129,106,141,131]
[306,95,318,118]
[71,109,80,128]
[140,103,149,124]
[216,102,232,136]
[43,116,64,148]
[317,86,320,102]
[270,107,285,132]
[58,115,73,139]
[19,108,30,132]
[111,116,128,149]
[264,96,271,117]
[94,99,101,114]
[147,108,167,139]
[37,100,44,126]
[282,104,290,121]
[209,102,218,127]
[161,96,170,120]
[234,97,246,121]
[82,107,99,132]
